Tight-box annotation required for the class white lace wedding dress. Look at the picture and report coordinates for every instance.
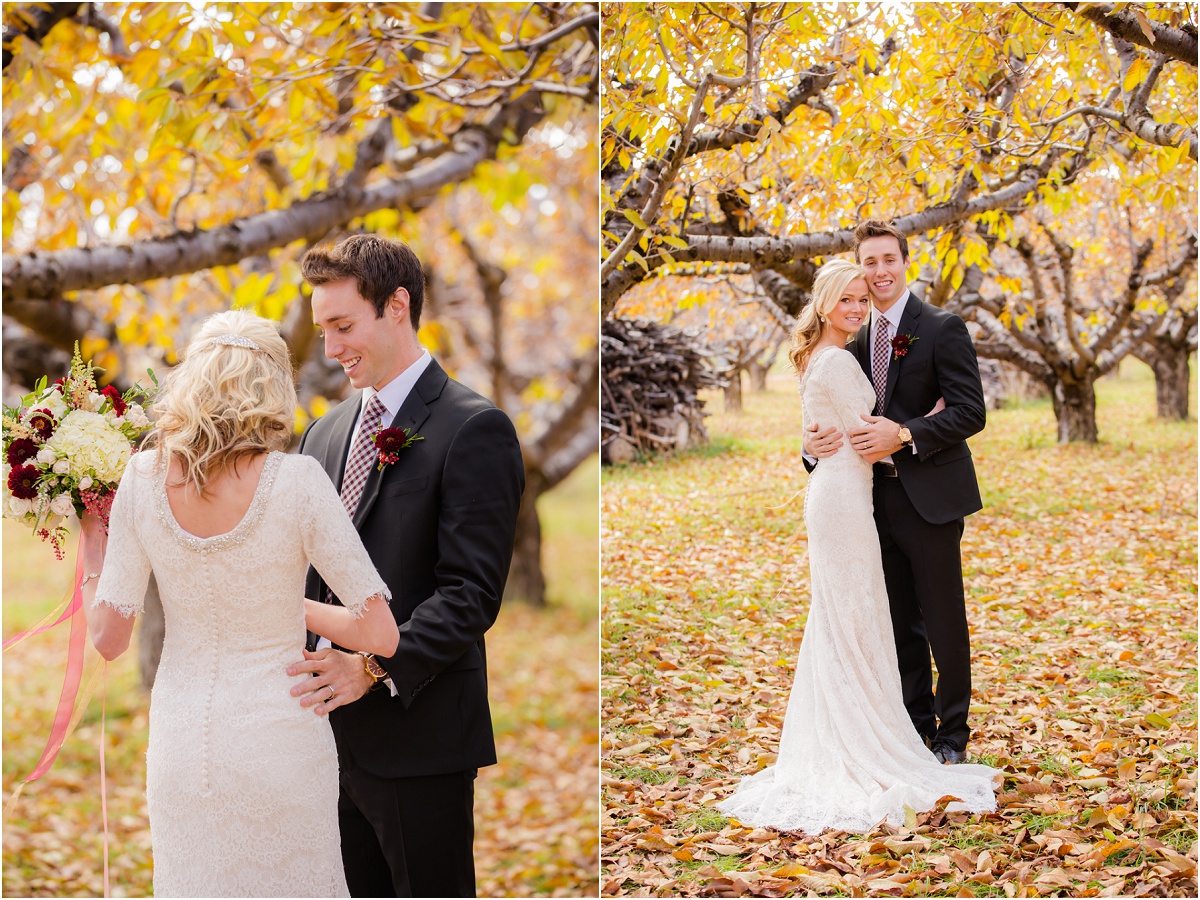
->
[718,346,998,833]
[94,450,389,897]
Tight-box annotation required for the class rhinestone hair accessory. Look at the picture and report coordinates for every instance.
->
[206,333,263,351]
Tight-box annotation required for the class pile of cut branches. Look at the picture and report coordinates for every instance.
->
[601,318,726,463]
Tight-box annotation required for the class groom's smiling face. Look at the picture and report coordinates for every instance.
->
[311,278,409,391]
[857,235,908,311]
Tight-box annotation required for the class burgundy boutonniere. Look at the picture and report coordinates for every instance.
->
[372,425,424,471]
[891,332,918,361]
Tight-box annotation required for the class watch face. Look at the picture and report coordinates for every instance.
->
[365,657,386,679]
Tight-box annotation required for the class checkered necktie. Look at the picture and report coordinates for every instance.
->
[872,314,890,415]
[340,393,387,516]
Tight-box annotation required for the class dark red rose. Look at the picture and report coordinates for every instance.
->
[371,425,423,470]
[6,437,38,466]
[373,426,410,455]
[891,333,918,359]
[28,409,55,439]
[7,463,40,500]
[101,385,127,416]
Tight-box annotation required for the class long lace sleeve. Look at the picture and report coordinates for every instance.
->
[93,458,152,618]
[296,455,391,617]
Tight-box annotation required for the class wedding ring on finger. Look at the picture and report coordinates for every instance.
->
[325,685,335,702]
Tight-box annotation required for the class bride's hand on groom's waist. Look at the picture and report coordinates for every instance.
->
[803,422,843,459]
[287,647,373,716]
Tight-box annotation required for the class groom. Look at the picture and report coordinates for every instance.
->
[288,234,524,896]
[804,220,986,764]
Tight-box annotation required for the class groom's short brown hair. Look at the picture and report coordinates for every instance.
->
[301,233,426,329]
[853,220,909,263]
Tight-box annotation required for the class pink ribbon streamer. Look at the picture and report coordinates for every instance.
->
[1,547,83,650]
[4,528,115,894]
[21,540,90,783]
[100,661,111,899]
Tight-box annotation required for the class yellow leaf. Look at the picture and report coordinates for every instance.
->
[661,234,690,250]
[624,209,649,229]
[1122,59,1148,93]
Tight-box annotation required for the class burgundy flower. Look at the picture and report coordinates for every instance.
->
[8,464,40,500]
[6,437,38,466]
[891,332,919,360]
[28,409,55,439]
[371,425,424,471]
[102,385,127,416]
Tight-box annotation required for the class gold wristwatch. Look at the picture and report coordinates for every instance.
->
[897,425,913,446]
[361,654,388,690]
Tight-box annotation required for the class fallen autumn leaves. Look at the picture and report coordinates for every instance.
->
[601,363,1196,897]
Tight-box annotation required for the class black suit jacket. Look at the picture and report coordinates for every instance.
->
[851,292,986,524]
[297,359,524,778]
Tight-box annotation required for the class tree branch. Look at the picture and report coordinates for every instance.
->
[600,74,712,282]
[2,102,541,300]
[2,2,82,71]
[1062,2,1198,66]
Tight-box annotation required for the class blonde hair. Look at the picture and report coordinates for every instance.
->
[788,259,868,374]
[148,310,297,496]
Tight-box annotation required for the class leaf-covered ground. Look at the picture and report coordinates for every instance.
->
[601,362,1197,898]
[3,457,599,898]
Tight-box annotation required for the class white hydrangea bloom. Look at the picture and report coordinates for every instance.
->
[44,410,131,485]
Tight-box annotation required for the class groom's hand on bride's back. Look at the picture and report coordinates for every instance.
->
[287,647,374,716]
[803,422,843,459]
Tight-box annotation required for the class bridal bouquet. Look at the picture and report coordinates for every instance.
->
[2,345,155,558]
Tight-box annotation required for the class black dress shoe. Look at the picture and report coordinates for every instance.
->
[933,745,966,765]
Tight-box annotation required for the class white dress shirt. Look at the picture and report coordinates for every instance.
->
[315,350,433,693]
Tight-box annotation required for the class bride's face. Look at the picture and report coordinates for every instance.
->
[824,278,870,339]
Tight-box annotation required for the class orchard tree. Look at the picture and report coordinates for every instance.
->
[3,2,597,367]
[967,203,1196,442]
[1134,303,1197,419]
[600,2,1195,319]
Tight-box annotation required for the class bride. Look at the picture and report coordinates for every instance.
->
[718,259,999,834]
[82,310,398,897]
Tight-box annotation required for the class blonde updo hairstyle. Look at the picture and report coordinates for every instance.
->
[788,258,868,374]
[148,310,297,496]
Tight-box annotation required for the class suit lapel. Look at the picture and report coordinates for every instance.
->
[853,321,871,379]
[883,292,923,413]
[351,359,448,529]
[322,393,362,493]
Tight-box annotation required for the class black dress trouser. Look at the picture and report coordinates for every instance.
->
[337,752,478,898]
[872,476,972,752]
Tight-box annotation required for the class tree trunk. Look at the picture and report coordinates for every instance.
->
[746,360,769,392]
[503,473,548,606]
[724,368,743,412]
[1148,347,1192,420]
[138,575,165,690]
[1051,374,1099,443]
